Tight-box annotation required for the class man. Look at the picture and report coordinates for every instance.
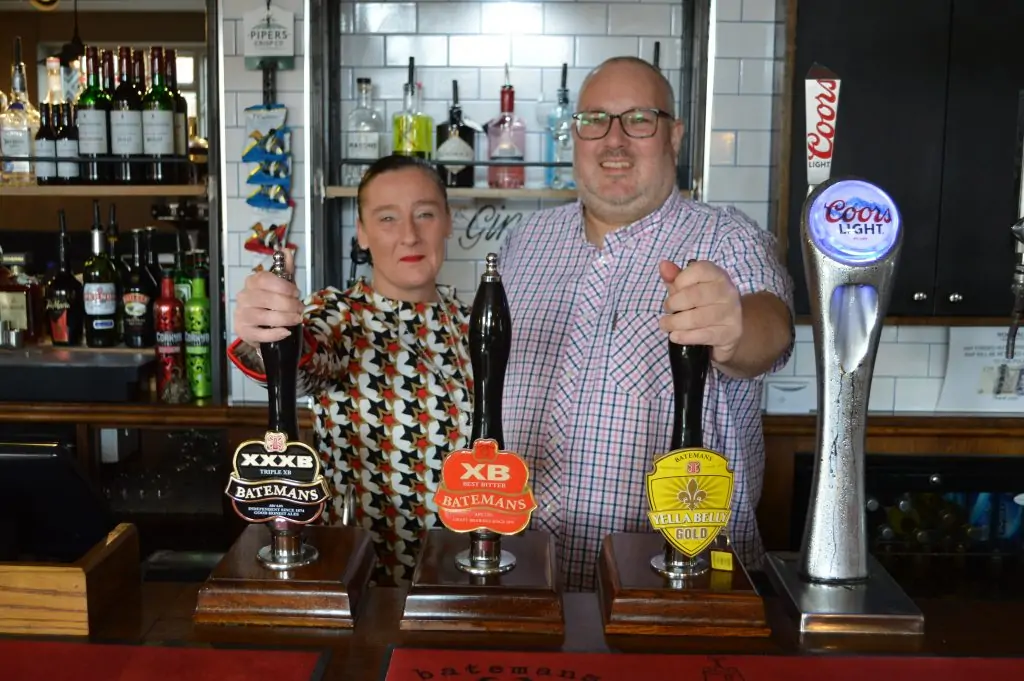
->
[499,56,794,591]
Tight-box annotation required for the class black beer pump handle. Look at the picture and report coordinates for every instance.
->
[469,253,512,448]
[668,259,710,450]
[260,250,301,441]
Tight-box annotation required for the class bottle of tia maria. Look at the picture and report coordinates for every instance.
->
[107,203,131,290]
[122,228,155,348]
[260,250,301,439]
[45,209,84,346]
[154,271,190,403]
[183,274,212,399]
[76,45,112,184]
[141,46,175,184]
[111,46,144,184]
[33,102,57,186]
[436,79,475,188]
[82,212,120,347]
[55,102,80,185]
[143,225,162,288]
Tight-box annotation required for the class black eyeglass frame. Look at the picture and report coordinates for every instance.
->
[570,107,675,140]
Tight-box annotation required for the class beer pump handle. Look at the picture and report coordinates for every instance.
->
[1006,219,1024,359]
[260,249,301,440]
[668,260,711,450]
[469,253,512,447]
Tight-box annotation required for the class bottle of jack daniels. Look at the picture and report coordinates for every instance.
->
[225,250,330,525]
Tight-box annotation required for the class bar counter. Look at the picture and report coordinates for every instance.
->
[6,399,1024,436]
[60,575,1021,681]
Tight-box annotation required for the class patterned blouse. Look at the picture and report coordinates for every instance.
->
[228,278,473,585]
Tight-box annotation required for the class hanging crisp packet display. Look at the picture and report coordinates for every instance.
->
[241,103,297,256]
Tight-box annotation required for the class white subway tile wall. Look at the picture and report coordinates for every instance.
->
[215,0,974,412]
[221,0,310,403]
[337,0,690,301]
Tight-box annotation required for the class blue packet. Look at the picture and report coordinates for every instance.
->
[247,158,292,189]
[245,183,291,209]
[242,127,291,163]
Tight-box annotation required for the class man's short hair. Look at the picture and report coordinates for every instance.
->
[579,56,677,117]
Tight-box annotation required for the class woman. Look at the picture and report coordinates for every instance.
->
[229,154,472,585]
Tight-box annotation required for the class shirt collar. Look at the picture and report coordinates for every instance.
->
[350,278,456,316]
[576,189,685,253]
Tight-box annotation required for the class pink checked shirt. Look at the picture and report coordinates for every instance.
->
[499,190,795,591]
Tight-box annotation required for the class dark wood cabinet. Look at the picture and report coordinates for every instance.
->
[785,0,1022,318]
[933,1,1024,316]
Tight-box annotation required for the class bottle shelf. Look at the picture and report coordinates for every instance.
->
[0,184,206,198]
[324,186,577,201]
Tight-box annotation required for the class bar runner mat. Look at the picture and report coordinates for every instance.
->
[382,648,1024,680]
[0,639,328,681]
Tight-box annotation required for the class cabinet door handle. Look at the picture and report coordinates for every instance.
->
[949,293,963,303]
[913,292,928,301]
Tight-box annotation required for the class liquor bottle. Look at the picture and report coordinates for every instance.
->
[43,56,63,106]
[121,228,156,349]
[183,274,212,399]
[141,46,175,184]
[191,248,209,295]
[82,211,120,347]
[76,45,112,184]
[133,48,147,92]
[33,103,57,186]
[154,271,190,403]
[0,255,47,345]
[187,116,208,185]
[164,48,189,184]
[107,203,131,286]
[1,37,41,185]
[172,230,191,301]
[392,57,432,159]
[55,103,80,184]
[45,210,84,346]
[261,251,301,438]
[343,77,384,185]
[111,46,144,184]
[435,80,475,188]
[486,65,526,189]
[545,63,574,190]
[101,49,115,96]
[143,225,163,287]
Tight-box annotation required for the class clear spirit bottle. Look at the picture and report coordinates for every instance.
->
[545,64,575,190]
[487,65,526,189]
[343,77,384,186]
[0,37,40,186]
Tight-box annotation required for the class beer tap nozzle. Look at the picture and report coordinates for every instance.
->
[1006,218,1024,359]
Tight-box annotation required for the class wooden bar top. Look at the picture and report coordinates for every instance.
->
[76,578,1024,681]
[3,399,1024,436]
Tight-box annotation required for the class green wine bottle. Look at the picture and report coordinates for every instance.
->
[141,46,175,184]
[183,274,212,398]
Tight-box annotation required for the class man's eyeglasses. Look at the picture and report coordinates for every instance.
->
[571,108,674,140]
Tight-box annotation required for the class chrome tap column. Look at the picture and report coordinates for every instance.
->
[765,177,923,637]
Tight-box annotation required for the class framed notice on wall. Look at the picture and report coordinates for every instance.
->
[936,327,1024,412]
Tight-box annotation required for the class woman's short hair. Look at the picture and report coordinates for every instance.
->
[356,154,449,223]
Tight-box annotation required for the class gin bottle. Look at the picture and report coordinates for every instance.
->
[343,77,384,186]
[545,63,575,190]
[486,65,526,189]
